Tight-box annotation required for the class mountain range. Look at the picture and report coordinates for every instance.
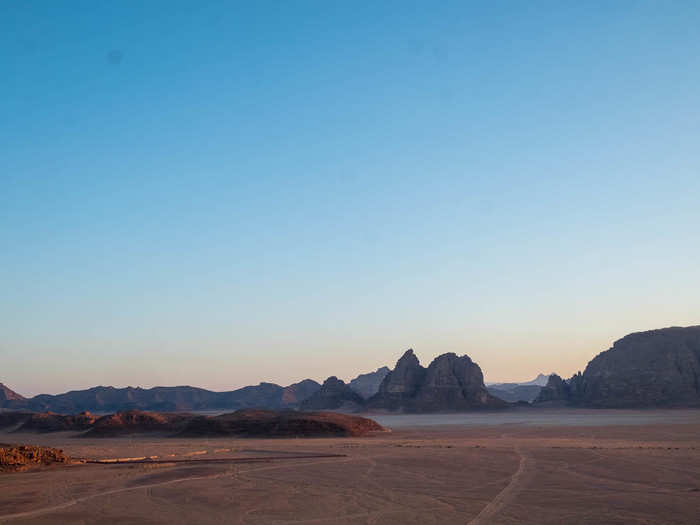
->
[4,325,700,414]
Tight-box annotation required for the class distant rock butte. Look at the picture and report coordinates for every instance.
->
[368,349,505,412]
[300,377,365,411]
[535,326,700,408]
[348,367,391,399]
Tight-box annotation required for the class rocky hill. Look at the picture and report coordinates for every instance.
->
[0,380,321,414]
[535,326,700,407]
[1,409,384,439]
[300,377,365,411]
[348,367,391,399]
[367,349,505,412]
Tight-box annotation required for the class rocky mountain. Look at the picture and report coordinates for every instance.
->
[367,349,505,412]
[0,380,320,414]
[348,366,391,399]
[535,326,700,407]
[0,383,25,403]
[300,377,365,411]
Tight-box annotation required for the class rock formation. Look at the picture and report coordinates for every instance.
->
[0,445,70,472]
[367,349,505,412]
[349,366,391,399]
[535,326,700,407]
[367,350,426,410]
[534,374,572,404]
[300,377,365,411]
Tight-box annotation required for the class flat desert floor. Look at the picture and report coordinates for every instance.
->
[1,409,700,524]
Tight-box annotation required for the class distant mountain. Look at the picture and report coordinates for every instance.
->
[300,377,365,412]
[487,384,543,403]
[486,374,550,403]
[0,380,321,414]
[0,383,25,403]
[535,326,700,408]
[521,373,550,387]
[348,366,390,399]
[367,349,505,412]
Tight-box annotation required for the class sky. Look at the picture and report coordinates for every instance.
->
[2,1,699,396]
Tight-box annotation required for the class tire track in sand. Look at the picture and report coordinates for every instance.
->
[0,456,348,523]
[467,445,533,525]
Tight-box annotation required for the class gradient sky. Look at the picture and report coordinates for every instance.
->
[2,1,699,396]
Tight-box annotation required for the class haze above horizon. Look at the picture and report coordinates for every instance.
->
[2,1,699,397]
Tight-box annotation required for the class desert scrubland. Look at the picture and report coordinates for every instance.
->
[1,409,699,524]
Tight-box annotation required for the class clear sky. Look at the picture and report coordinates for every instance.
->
[2,1,699,396]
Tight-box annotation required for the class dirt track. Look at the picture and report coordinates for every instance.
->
[1,410,699,524]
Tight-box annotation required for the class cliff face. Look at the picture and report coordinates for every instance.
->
[368,350,504,412]
[300,377,365,411]
[536,326,700,408]
[580,326,700,407]
[367,350,426,411]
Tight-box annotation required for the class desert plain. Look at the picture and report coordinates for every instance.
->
[1,408,699,525]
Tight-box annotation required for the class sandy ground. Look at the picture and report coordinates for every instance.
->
[1,409,699,524]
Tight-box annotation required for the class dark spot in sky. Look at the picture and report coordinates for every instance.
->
[107,49,123,65]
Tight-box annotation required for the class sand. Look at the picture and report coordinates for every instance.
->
[1,409,699,524]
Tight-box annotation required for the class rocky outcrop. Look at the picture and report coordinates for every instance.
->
[300,377,365,411]
[349,367,391,399]
[0,445,70,472]
[535,326,700,408]
[368,350,504,412]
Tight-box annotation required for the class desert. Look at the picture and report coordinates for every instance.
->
[1,408,699,524]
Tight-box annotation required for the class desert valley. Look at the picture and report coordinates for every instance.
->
[2,326,700,524]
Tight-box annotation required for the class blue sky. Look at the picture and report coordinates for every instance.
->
[2,1,699,395]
